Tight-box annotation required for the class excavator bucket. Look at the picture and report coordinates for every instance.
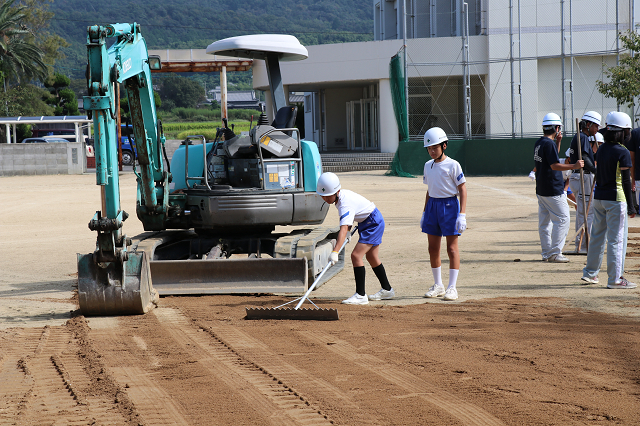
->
[149,258,308,295]
[77,252,157,316]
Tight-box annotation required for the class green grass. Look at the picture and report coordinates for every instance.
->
[159,107,261,140]
[163,121,253,140]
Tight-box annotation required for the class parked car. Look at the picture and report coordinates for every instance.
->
[20,137,70,143]
[120,124,136,165]
[84,138,95,157]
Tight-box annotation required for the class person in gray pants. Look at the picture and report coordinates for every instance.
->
[534,113,584,262]
[568,111,600,253]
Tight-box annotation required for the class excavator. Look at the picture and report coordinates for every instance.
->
[77,23,344,316]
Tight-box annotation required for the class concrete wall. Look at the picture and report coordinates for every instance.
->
[0,142,86,176]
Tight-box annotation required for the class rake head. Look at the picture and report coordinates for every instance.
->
[245,307,339,321]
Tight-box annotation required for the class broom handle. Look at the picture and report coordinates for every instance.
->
[295,227,357,310]
[576,118,589,248]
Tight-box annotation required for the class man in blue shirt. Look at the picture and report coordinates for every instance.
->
[534,113,584,262]
[568,111,600,253]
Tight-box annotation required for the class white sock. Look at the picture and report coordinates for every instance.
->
[448,269,459,289]
[432,267,442,287]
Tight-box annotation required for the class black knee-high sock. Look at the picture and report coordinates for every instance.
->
[354,266,366,296]
[372,264,392,291]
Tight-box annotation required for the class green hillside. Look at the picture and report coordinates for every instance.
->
[49,0,374,80]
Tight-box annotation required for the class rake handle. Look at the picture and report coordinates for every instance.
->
[294,227,357,310]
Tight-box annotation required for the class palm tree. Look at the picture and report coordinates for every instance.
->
[0,0,47,87]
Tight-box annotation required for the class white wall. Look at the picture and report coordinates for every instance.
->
[378,78,398,153]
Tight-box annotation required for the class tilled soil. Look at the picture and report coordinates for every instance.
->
[1,172,639,425]
[1,296,639,425]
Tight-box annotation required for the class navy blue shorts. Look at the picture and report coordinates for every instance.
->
[357,208,384,246]
[421,196,460,237]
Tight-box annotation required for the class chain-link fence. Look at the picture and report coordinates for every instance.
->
[402,0,632,140]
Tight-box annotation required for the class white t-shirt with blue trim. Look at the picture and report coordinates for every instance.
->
[423,157,466,198]
[335,189,376,226]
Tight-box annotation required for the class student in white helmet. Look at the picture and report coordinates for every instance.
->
[581,111,637,289]
[534,113,584,263]
[316,172,394,305]
[623,115,640,209]
[568,111,600,253]
[421,127,467,301]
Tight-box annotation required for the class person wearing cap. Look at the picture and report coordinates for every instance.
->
[592,131,604,153]
[534,113,584,263]
[581,112,637,289]
[316,172,395,305]
[421,127,467,301]
[568,111,600,253]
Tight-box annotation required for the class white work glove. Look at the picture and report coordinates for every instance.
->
[345,232,351,244]
[456,213,467,233]
[528,171,536,181]
[329,251,339,266]
[420,211,425,228]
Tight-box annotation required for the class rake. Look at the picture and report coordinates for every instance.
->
[245,229,356,320]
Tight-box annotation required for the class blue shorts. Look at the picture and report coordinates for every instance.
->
[422,196,460,237]
[357,208,384,246]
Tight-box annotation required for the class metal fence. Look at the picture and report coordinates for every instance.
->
[403,0,632,141]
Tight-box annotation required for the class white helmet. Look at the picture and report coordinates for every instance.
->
[424,127,448,147]
[594,132,604,144]
[542,112,562,128]
[316,172,341,196]
[606,111,632,130]
[581,111,601,126]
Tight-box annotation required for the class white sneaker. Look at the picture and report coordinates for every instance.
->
[547,254,569,263]
[581,275,599,285]
[424,284,445,298]
[443,287,458,301]
[342,293,369,305]
[368,288,396,300]
[607,277,637,289]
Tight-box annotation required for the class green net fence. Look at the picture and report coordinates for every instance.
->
[386,49,414,177]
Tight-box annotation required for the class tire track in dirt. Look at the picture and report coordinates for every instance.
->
[88,327,192,425]
[201,320,364,411]
[303,331,506,426]
[153,307,334,426]
[0,325,129,425]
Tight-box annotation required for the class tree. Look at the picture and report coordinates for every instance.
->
[44,72,78,115]
[597,31,640,108]
[0,83,53,140]
[55,88,79,115]
[18,0,69,72]
[0,0,47,85]
[44,72,69,96]
[159,75,205,108]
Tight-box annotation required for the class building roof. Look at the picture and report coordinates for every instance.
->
[0,116,90,125]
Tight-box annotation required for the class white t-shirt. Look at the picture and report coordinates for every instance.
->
[423,157,466,198]
[335,189,376,226]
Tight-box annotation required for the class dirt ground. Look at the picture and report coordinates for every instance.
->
[1,170,639,425]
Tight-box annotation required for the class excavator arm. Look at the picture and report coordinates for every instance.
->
[78,23,164,315]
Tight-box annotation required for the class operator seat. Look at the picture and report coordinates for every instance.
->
[272,106,298,135]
